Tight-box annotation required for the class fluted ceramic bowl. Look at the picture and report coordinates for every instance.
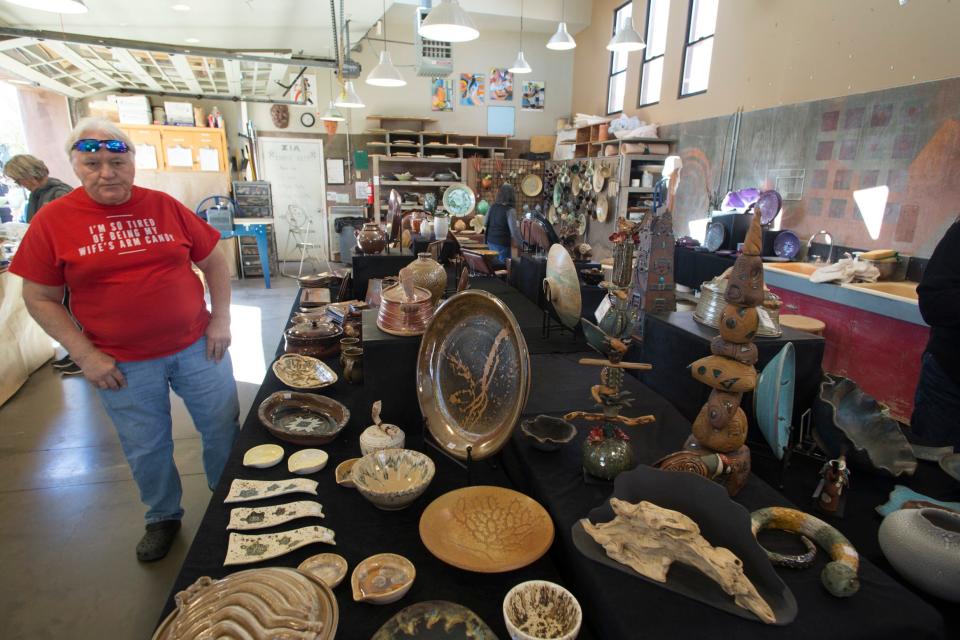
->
[351,449,435,511]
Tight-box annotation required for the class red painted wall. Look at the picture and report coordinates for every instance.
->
[769,286,928,423]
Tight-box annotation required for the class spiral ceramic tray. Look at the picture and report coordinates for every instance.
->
[416,290,530,461]
[419,485,554,573]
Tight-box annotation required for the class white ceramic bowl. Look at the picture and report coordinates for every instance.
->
[351,449,435,510]
[503,580,582,640]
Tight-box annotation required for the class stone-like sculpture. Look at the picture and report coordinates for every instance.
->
[582,498,776,624]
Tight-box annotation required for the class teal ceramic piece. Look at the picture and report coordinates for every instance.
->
[598,295,637,340]
[544,244,582,329]
[753,343,795,460]
[875,485,960,517]
[476,199,490,215]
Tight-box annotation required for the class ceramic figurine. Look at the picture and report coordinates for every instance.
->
[724,255,764,307]
[710,336,759,365]
[224,524,336,566]
[704,390,743,429]
[692,405,748,453]
[814,455,850,515]
[359,400,406,455]
[690,355,757,393]
[718,304,759,343]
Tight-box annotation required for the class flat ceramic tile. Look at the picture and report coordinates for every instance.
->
[0,475,210,640]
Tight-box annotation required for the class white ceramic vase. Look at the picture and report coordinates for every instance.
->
[433,215,449,240]
[878,507,960,602]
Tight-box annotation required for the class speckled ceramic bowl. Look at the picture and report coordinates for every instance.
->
[503,580,582,640]
[351,449,435,511]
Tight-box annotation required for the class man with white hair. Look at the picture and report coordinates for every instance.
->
[10,117,239,561]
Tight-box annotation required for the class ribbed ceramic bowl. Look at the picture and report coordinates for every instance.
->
[352,449,435,511]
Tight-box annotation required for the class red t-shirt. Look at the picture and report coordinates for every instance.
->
[11,185,222,361]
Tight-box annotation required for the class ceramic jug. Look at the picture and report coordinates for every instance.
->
[356,223,387,254]
[342,347,363,384]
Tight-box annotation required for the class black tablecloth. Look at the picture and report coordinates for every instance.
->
[675,246,737,289]
[513,253,548,307]
[351,249,416,299]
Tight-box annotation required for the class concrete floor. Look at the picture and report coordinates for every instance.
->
[0,275,299,640]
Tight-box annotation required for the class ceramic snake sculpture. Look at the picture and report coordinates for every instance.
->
[750,506,860,598]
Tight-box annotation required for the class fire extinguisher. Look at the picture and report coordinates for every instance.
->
[366,179,374,206]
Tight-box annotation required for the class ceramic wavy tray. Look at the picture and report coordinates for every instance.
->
[371,601,498,639]
[225,525,336,566]
[224,478,319,503]
[227,500,325,531]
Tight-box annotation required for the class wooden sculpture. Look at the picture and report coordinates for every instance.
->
[582,498,776,624]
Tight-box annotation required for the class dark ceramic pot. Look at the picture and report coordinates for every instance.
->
[583,436,634,480]
[355,223,387,254]
[284,319,343,359]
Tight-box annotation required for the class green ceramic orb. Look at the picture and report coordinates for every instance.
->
[476,199,490,215]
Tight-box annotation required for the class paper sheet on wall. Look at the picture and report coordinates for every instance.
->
[134,145,158,169]
[166,146,193,168]
[198,147,220,171]
[355,181,370,199]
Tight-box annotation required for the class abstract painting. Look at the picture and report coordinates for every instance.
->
[521,81,545,111]
[489,68,513,102]
[460,73,485,106]
[431,78,453,112]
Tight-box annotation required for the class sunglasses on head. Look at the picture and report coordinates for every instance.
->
[72,139,130,153]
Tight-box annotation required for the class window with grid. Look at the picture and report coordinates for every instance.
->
[679,0,718,97]
[606,1,633,114]
[638,0,671,106]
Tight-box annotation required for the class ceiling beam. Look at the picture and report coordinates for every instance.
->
[113,49,163,92]
[113,87,309,105]
[0,51,83,97]
[224,59,241,96]
[170,54,202,95]
[43,41,118,91]
[0,27,360,75]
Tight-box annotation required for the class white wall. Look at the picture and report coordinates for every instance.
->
[246,4,574,138]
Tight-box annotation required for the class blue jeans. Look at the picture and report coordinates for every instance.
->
[911,351,960,449]
[98,336,240,524]
[487,242,511,265]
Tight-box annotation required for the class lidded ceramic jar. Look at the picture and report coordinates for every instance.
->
[878,507,960,602]
[356,222,387,254]
[284,319,343,359]
[400,253,446,305]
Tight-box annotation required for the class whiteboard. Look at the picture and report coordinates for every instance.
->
[258,137,328,261]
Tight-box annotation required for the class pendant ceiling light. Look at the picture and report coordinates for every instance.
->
[419,0,479,43]
[5,0,87,13]
[366,0,406,87]
[547,0,576,50]
[508,0,532,74]
[334,80,365,109]
[607,8,646,52]
[320,101,346,122]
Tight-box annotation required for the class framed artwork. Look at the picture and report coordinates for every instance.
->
[431,78,454,112]
[460,73,485,106]
[487,106,515,136]
[521,81,545,111]
[488,68,514,102]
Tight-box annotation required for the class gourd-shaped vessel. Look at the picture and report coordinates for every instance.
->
[400,252,446,305]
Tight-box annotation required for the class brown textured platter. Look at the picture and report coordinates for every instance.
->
[371,600,498,639]
[152,567,338,640]
[417,290,530,461]
[419,486,554,573]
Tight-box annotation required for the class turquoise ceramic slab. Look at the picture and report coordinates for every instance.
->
[875,485,960,517]
[754,343,795,460]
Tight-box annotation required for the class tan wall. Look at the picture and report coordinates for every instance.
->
[17,88,78,187]
[572,0,960,125]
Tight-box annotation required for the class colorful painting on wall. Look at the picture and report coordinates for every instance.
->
[488,68,513,102]
[460,73,485,106]
[521,81,545,111]
[431,78,453,112]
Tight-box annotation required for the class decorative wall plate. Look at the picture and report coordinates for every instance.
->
[299,553,349,588]
[224,525,336,566]
[419,485,554,573]
[773,230,800,259]
[224,478,319,503]
[571,174,581,196]
[371,601,498,640]
[593,170,605,193]
[596,196,609,222]
[228,500,325,531]
[442,184,476,216]
[521,173,543,197]
[152,568,337,640]
[242,444,285,469]
[257,391,350,446]
[272,354,338,390]
[544,244,582,329]
[756,190,783,225]
[417,290,530,461]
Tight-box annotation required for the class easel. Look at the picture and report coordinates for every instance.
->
[422,417,488,487]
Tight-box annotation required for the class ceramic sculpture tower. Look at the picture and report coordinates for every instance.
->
[658,213,765,497]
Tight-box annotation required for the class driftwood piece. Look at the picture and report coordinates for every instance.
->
[581,498,776,624]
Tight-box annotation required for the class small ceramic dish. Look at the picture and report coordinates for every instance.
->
[352,449,435,511]
[299,553,349,589]
[288,448,329,474]
[351,553,416,604]
[520,415,577,452]
[257,392,350,446]
[503,580,582,640]
[272,354,338,390]
[335,458,360,488]
[242,444,285,468]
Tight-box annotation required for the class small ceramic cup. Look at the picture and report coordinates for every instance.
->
[343,347,363,385]
[340,337,359,366]
[503,580,581,640]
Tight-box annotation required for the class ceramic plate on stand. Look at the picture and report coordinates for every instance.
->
[442,184,476,216]
[704,222,726,252]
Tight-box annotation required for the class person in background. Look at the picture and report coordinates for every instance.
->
[3,154,73,223]
[485,183,515,265]
[4,154,80,373]
[9,117,239,562]
[911,217,960,449]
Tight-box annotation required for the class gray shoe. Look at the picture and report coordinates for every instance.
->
[136,520,181,562]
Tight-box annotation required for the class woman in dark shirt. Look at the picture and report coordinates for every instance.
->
[3,154,73,222]
[485,184,515,265]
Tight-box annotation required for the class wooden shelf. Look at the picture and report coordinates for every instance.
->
[375,157,461,164]
[380,180,460,187]
[624,187,657,193]
[366,115,438,122]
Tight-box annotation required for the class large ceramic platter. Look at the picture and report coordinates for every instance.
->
[544,244,582,329]
[754,343,795,460]
[443,184,476,216]
[419,486,554,573]
[520,173,543,197]
[371,600,498,639]
[152,567,338,640]
[417,290,530,461]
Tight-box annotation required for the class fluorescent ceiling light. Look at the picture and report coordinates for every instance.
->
[5,0,88,13]
[419,0,479,43]
[320,101,346,122]
[547,22,576,50]
[334,80,364,109]
[171,3,190,11]
[607,24,646,52]
[366,50,406,87]
[509,50,531,74]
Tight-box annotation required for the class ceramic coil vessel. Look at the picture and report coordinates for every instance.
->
[351,448,435,510]
[400,252,447,305]
[503,580,582,640]
[878,508,960,602]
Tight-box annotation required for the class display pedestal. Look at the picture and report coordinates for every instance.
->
[351,249,417,300]
[360,309,423,438]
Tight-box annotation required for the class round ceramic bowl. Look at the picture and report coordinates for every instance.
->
[351,449,435,511]
[335,458,360,488]
[503,580,582,640]
[520,415,577,452]
[257,391,350,446]
[351,553,416,604]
